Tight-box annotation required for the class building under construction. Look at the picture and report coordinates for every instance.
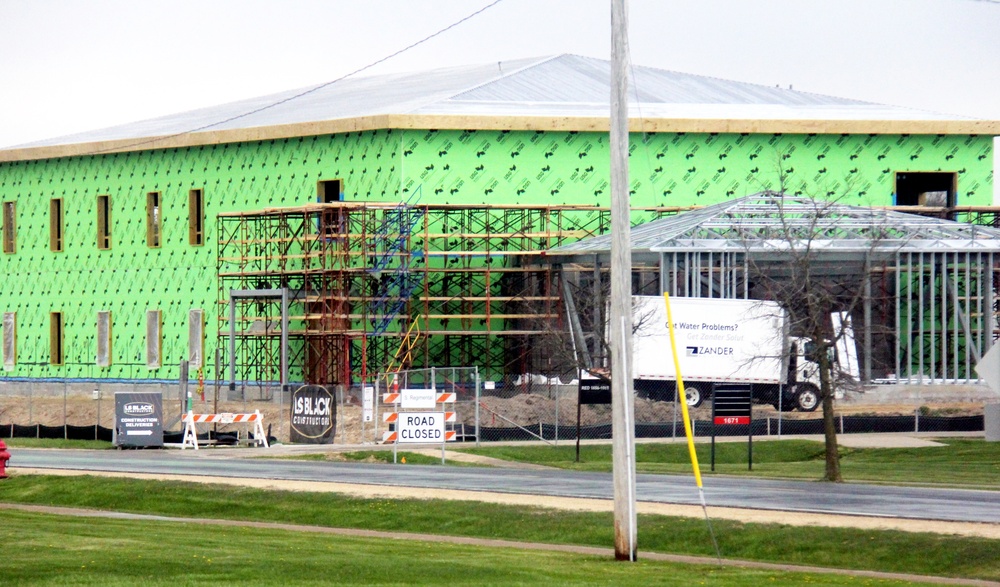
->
[216,201,681,388]
[1,55,997,389]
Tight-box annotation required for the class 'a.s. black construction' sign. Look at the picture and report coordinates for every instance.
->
[579,379,612,405]
[114,392,164,448]
[290,385,336,443]
[712,385,752,425]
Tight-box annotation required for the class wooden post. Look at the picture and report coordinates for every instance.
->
[610,0,637,562]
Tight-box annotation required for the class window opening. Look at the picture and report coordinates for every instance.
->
[3,201,15,254]
[50,199,64,252]
[97,311,112,367]
[50,312,63,366]
[188,189,204,245]
[188,309,204,369]
[3,312,15,370]
[97,194,111,249]
[146,192,161,248]
[317,179,344,203]
[894,172,956,207]
[146,310,162,369]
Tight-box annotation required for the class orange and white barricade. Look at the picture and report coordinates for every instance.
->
[383,411,456,424]
[181,410,268,450]
[381,391,457,405]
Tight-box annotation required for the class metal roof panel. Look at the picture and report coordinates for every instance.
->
[9,55,978,150]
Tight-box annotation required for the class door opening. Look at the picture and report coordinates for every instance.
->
[895,172,956,207]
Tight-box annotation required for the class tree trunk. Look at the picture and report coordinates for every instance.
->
[819,349,842,482]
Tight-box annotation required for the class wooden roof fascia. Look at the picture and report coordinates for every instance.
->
[2,114,998,163]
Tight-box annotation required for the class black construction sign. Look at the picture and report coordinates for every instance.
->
[712,385,752,425]
[579,379,612,405]
[290,385,337,443]
[711,384,754,471]
[114,392,164,448]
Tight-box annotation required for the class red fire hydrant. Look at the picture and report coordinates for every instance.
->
[0,439,10,479]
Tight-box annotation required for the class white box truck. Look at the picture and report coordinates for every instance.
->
[630,296,836,412]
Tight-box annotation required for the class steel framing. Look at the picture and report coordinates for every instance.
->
[216,202,677,386]
[551,193,1000,384]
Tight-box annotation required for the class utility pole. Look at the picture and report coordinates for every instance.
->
[610,0,637,562]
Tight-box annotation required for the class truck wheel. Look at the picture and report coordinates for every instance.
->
[793,384,820,412]
[684,385,705,408]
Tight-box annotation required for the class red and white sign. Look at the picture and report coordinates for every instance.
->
[382,411,455,444]
[713,416,750,425]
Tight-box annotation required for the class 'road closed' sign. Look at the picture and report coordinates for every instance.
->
[396,412,445,443]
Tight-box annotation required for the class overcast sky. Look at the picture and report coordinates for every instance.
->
[1,0,998,148]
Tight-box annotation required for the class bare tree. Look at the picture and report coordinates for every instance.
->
[542,265,661,381]
[739,192,899,482]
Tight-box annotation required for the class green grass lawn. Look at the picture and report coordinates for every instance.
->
[0,509,940,587]
[1,475,997,583]
[455,439,1000,487]
[1,438,113,450]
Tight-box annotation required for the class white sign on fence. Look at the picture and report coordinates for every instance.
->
[401,388,436,409]
[396,412,446,443]
[362,386,374,423]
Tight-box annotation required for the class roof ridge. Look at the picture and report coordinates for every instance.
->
[428,54,568,106]
[625,61,882,107]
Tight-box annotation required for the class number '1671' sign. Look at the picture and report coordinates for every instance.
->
[712,386,752,425]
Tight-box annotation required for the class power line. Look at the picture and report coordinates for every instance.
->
[84,0,507,156]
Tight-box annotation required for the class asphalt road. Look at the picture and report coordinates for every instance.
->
[11,448,1000,524]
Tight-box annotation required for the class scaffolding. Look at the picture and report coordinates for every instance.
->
[217,202,682,387]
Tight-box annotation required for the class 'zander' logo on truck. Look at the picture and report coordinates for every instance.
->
[123,402,155,415]
[686,346,734,357]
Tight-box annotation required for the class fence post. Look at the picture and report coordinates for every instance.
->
[374,376,381,444]
[915,408,920,433]
[553,378,559,446]
[63,381,68,440]
[179,360,190,424]
[475,368,481,447]
[777,386,783,438]
[338,386,345,445]
[671,387,678,440]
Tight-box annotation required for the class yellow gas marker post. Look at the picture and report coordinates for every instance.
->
[663,292,721,561]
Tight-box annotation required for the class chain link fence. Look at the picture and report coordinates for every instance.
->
[369,367,480,445]
[1,367,989,444]
[0,361,296,443]
[458,376,987,443]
